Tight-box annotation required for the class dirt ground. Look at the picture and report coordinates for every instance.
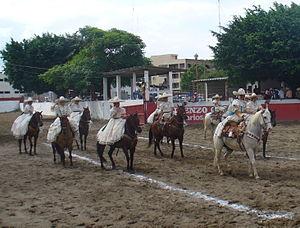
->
[0,112,300,227]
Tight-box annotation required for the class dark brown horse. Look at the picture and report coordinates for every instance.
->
[79,107,91,151]
[52,116,74,167]
[262,109,276,158]
[18,111,43,155]
[149,105,187,158]
[96,113,142,172]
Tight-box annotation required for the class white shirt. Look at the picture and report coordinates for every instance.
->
[157,101,173,113]
[110,107,126,119]
[23,104,34,114]
[70,103,84,113]
[53,104,71,117]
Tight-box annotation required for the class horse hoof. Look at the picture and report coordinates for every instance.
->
[255,176,260,180]
[219,172,224,176]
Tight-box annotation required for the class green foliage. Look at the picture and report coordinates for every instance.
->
[1,26,149,94]
[210,3,300,87]
[1,33,80,93]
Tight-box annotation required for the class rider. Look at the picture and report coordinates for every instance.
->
[97,97,127,145]
[246,93,262,114]
[69,96,84,134]
[47,96,77,142]
[147,92,173,124]
[215,88,246,138]
[11,97,34,139]
[211,94,225,116]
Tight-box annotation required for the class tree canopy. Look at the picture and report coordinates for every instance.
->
[1,26,150,95]
[210,3,300,87]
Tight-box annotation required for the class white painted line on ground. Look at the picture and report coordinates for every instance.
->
[139,137,300,161]
[44,143,294,221]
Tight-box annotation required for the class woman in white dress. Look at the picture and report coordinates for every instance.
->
[11,97,34,139]
[69,96,84,133]
[97,97,127,145]
[47,96,77,142]
[147,92,173,124]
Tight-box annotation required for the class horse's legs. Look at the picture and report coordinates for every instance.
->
[52,143,56,163]
[18,139,22,154]
[80,133,83,151]
[59,146,66,167]
[96,143,106,169]
[204,124,207,140]
[84,134,87,151]
[33,135,38,155]
[247,149,259,179]
[108,146,116,169]
[75,139,80,150]
[28,136,33,156]
[129,147,135,171]
[122,147,130,171]
[171,139,176,158]
[179,137,184,158]
[68,147,73,166]
[23,135,28,154]
[156,138,164,157]
[262,132,268,158]
[213,138,224,176]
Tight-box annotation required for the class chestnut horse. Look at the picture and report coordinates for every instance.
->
[51,116,74,167]
[18,111,43,155]
[79,107,91,151]
[148,105,187,158]
[96,113,142,172]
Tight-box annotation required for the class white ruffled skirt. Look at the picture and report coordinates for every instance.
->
[97,118,126,145]
[11,114,32,139]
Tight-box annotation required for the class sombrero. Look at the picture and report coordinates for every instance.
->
[72,96,82,102]
[212,94,222,99]
[156,92,172,101]
[24,97,33,103]
[108,97,124,103]
[57,96,68,103]
[250,93,258,98]
[233,88,246,96]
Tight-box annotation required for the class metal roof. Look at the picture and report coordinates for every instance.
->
[192,77,228,83]
[102,66,186,78]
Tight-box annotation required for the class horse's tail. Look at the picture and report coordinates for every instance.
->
[148,128,153,147]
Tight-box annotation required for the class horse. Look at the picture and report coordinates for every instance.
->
[148,105,187,158]
[203,111,224,140]
[262,109,276,158]
[18,111,43,155]
[96,113,142,172]
[79,107,91,151]
[213,109,272,179]
[51,116,74,167]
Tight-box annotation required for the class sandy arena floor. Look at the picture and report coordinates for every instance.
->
[0,112,299,227]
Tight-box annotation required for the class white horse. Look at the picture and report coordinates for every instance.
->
[213,109,272,179]
[204,112,221,140]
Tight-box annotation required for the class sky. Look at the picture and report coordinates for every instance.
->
[0,0,297,66]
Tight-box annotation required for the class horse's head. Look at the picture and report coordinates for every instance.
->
[260,108,272,132]
[32,111,43,127]
[82,107,91,121]
[176,104,188,121]
[126,113,142,134]
[59,116,70,134]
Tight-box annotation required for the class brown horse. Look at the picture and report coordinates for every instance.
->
[96,113,142,172]
[52,116,74,167]
[18,111,43,155]
[149,105,187,158]
[79,107,91,151]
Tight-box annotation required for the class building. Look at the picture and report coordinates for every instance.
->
[0,73,23,100]
[150,54,213,93]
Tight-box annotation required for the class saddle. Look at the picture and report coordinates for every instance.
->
[222,120,246,139]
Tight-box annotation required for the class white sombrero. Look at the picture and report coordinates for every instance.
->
[250,93,258,98]
[108,97,124,103]
[212,94,222,99]
[72,96,82,102]
[57,96,68,103]
[233,88,246,96]
[156,92,172,101]
[24,97,33,103]
[245,94,251,99]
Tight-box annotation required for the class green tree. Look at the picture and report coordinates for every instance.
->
[210,3,300,87]
[40,27,150,95]
[1,33,80,93]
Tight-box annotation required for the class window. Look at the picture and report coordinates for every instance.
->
[0,91,3,94]
[5,91,10,94]
[0,79,3,82]
[172,83,180,89]
[172,73,179,79]
[4,78,8,82]
[15,90,20,94]
[169,64,178,69]
[179,63,185,69]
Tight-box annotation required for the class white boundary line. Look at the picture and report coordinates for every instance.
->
[43,143,294,221]
[140,136,300,161]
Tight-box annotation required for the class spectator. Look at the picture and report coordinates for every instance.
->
[296,88,300,99]
[279,88,285,99]
[286,88,293,99]
[253,85,260,95]
[264,89,271,100]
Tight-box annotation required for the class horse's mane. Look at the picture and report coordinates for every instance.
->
[249,110,263,125]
